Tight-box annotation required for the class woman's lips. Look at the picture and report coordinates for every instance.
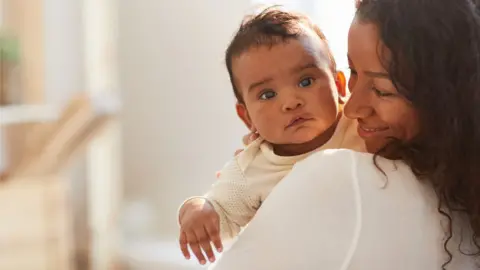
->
[357,124,389,138]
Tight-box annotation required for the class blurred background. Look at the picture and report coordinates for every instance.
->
[0,0,354,269]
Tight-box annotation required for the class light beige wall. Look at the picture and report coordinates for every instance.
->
[118,0,251,240]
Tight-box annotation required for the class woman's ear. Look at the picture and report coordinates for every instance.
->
[236,103,256,132]
[335,71,347,104]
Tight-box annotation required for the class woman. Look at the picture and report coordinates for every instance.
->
[210,0,480,269]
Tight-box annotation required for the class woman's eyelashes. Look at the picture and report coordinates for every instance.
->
[347,67,393,97]
[372,85,394,97]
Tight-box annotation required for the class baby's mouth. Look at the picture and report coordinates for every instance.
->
[286,116,312,129]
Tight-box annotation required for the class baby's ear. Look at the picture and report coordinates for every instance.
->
[335,71,347,104]
[236,103,256,132]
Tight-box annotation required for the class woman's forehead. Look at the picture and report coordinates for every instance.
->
[348,19,388,71]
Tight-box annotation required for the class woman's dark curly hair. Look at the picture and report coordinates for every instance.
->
[355,0,480,267]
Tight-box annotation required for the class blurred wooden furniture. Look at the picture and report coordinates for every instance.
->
[0,175,72,270]
[0,92,119,270]
[6,92,119,179]
[0,1,122,269]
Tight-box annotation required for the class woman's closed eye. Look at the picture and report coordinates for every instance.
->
[372,86,394,97]
[259,90,277,100]
[298,77,315,88]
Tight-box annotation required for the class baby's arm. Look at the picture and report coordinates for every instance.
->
[177,158,260,264]
[178,138,264,264]
[204,158,260,239]
[179,157,259,239]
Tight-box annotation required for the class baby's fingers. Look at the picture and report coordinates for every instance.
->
[205,222,223,253]
[196,227,215,263]
[179,231,190,259]
[186,230,206,265]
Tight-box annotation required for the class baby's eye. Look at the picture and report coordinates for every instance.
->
[298,77,314,88]
[259,90,277,100]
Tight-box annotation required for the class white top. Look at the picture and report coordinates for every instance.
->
[210,149,477,270]
[194,116,364,239]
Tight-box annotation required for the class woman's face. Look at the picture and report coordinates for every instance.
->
[344,19,419,154]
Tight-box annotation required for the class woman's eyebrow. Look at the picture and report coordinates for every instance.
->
[347,55,389,78]
[364,71,389,78]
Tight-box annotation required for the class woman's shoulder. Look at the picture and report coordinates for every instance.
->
[288,149,436,222]
[294,148,416,187]
[296,148,375,167]
[212,149,461,270]
[293,148,365,170]
[286,150,457,268]
[298,148,403,167]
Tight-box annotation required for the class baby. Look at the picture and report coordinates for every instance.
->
[177,7,364,265]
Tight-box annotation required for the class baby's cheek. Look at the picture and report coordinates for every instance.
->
[251,111,283,141]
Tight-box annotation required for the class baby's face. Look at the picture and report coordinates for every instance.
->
[232,34,341,146]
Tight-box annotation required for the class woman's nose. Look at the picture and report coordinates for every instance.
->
[344,86,373,120]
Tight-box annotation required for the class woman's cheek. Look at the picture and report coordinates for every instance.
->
[388,103,420,141]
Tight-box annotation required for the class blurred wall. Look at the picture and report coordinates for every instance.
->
[118,0,251,241]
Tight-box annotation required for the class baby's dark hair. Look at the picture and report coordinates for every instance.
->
[225,6,336,104]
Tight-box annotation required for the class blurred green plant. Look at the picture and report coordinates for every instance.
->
[0,31,20,63]
[0,30,20,104]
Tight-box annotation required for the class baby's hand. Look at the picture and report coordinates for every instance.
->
[179,198,223,265]
[242,132,259,147]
